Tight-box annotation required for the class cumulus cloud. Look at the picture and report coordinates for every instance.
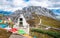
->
[27,0,49,7]
[0,0,28,11]
[0,0,60,11]
[13,0,28,7]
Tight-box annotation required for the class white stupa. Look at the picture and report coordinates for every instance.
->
[13,14,29,34]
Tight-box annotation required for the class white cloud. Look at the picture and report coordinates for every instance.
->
[56,16,60,20]
[0,0,60,11]
[13,0,28,7]
[0,0,28,11]
[27,1,49,7]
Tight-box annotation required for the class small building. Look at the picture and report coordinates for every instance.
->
[13,14,29,34]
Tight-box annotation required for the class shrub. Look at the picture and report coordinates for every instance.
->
[31,28,60,38]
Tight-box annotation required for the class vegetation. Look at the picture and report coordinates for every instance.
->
[30,28,60,38]
[27,12,60,28]
[0,28,12,38]
[28,12,60,38]
[40,16,60,28]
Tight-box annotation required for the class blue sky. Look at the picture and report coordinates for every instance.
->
[0,0,60,12]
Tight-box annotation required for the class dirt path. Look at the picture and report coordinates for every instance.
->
[9,34,28,38]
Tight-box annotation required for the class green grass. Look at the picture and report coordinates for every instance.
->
[31,28,60,38]
[40,16,60,28]
[27,15,60,28]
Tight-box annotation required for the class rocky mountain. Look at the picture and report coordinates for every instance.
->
[22,6,56,19]
[10,6,56,20]
[0,10,12,15]
[7,6,60,28]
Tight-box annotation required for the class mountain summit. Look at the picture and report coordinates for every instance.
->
[11,6,56,20]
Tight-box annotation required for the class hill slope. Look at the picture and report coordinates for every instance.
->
[9,6,60,28]
[27,13,60,28]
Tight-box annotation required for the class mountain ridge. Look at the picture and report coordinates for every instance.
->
[11,6,56,20]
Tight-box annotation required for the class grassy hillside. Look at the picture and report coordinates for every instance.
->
[27,12,60,38]
[30,28,60,38]
[0,28,12,38]
[40,16,60,28]
[27,13,60,28]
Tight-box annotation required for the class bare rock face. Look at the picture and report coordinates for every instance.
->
[9,6,58,22]
[23,6,56,19]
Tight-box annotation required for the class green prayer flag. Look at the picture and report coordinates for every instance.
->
[18,29,26,34]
